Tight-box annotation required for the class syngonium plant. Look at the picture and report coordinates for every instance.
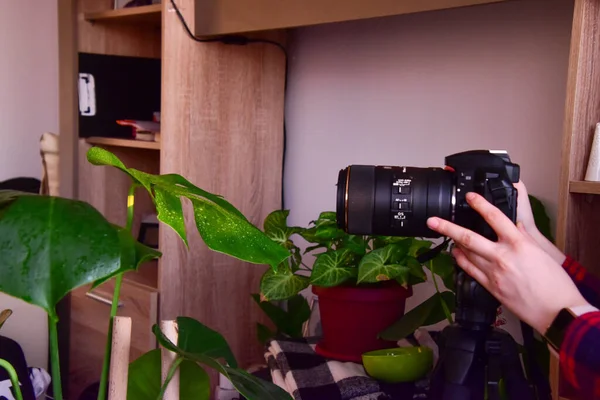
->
[0,147,293,400]
[257,210,457,341]
[256,193,556,344]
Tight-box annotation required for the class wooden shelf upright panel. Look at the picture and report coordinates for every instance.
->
[160,0,286,373]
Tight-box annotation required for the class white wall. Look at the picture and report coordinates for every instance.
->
[0,0,59,369]
[284,0,573,316]
[0,0,59,181]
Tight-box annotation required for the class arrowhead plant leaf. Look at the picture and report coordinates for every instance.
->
[87,147,289,269]
[153,317,292,400]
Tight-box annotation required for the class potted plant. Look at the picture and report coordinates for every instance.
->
[258,210,455,362]
[0,147,292,400]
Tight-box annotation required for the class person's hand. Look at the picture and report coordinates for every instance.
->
[514,181,566,265]
[514,181,536,235]
[426,192,588,333]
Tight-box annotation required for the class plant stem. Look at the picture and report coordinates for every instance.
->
[49,317,63,400]
[0,359,23,400]
[299,262,312,271]
[97,184,137,400]
[430,260,442,294]
[126,184,136,232]
[429,261,453,325]
[157,357,183,400]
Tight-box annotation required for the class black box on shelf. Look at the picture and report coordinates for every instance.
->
[78,52,160,139]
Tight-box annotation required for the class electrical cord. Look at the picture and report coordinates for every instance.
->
[169,0,289,209]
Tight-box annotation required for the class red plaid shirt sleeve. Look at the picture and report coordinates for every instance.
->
[562,256,600,307]
[559,257,600,399]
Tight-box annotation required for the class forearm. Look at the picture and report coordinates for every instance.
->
[529,229,566,265]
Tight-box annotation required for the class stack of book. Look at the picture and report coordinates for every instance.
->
[116,119,161,142]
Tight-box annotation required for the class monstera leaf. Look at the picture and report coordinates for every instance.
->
[357,243,411,283]
[87,147,289,269]
[260,269,309,301]
[310,248,357,287]
[127,349,210,400]
[379,291,456,341]
[154,317,292,400]
[0,192,159,320]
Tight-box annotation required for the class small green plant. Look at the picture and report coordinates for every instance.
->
[0,147,292,400]
[257,210,456,341]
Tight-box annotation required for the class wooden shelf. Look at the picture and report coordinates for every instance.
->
[569,180,600,195]
[85,137,160,150]
[84,4,161,26]
[193,0,507,36]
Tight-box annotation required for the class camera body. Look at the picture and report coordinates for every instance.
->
[336,150,520,240]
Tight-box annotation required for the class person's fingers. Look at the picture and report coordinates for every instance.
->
[452,247,490,288]
[456,245,493,274]
[427,217,496,260]
[465,192,521,243]
[514,180,528,195]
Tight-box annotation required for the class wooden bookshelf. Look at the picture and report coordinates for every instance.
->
[85,137,160,150]
[193,0,507,36]
[84,4,161,26]
[569,180,600,195]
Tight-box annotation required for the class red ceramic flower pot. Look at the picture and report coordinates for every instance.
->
[313,282,412,363]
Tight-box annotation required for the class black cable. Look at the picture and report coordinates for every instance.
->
[169,0,289,209]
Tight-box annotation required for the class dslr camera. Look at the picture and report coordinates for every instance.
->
[337,151,532,399]
[336,150,520,241]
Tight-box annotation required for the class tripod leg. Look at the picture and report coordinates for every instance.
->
[496,330,535,400]
[486,345,502,400]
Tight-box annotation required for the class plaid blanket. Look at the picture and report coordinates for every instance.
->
[265,338,423,400]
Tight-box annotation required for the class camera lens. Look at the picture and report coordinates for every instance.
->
[336,165,454,238]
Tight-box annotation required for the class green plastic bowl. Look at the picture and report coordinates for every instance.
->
[362,346,433,383]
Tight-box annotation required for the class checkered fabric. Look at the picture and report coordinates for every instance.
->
[264,338,421,400]
[559,257,600,400]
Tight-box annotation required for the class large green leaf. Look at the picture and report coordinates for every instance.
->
[310,249,357,287]
[87,147,289,269]
[0,193,152,320]
[153,317,292,400]
[379,291,456,340]
[127,349,210,400]
[93,227,161,288]
[257,323,276,344]
[428,252,455,292]
[176,316,238,368]
[260,269,309,301]
[405,256,427,285]
[529,195,554,243]
[252,294,310,340]
[357,244,411,284]
[409,239,433,257]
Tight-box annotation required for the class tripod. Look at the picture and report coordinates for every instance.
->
[428,269,542,400]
